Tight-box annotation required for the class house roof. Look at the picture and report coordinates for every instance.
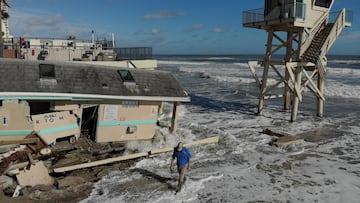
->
[0,59,190,102]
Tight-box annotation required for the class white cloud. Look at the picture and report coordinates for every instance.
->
[133,28,162,36]
[8,8,97,39]
[143,11,185,20]
[212,27,225,33]
[185,24,204,32]
[24,14,62,26]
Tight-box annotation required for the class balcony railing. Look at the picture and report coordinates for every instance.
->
[243,2,306,24]
[243,8,264,24]
[114,47,152,60]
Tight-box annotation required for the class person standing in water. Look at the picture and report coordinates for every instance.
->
[170,142,192,192]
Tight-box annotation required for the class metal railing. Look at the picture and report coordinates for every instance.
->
[114,47,152,60]
[243,2,306,24]
[243,8,264,24]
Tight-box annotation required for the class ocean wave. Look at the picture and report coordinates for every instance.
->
[328,67,360,76]
[328,59,360,65]
[158,60,210,66]
[325,80,360,99]
[234,62,252,68]
[205,57,237,60]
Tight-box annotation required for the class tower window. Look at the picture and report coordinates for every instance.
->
[39,64,56,79]
[315,0,333,8]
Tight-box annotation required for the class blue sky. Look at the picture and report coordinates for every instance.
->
[8,0,360,55]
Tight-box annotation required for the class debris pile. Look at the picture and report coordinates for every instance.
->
[0,128,220,202]
[0,131,132,202]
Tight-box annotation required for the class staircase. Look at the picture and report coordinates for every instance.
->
[301,24,333,64]
[300,9,352,79]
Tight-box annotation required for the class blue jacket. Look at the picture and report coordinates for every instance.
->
[172,147,192,168]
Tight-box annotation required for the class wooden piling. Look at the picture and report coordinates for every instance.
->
[170,102,180,133]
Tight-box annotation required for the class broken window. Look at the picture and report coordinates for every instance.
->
[118,70,135,82]
[315,0,333,8]
[39,64,56,79]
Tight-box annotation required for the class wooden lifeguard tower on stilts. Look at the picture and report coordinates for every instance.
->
[243,0,352,121]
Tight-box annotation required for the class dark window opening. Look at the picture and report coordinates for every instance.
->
[0,100,2,107]
[315,0,333,8]
[118,70,135,82]
[39,64,56,79]
[29,102,51,115]
[81,105,99,141]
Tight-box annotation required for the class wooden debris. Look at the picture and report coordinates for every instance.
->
[25,131,47,152]
[52,136,220,173]
[272,136,304,148]
[34,146,76,161]
[150,136,220,155]
[53,152,149,173]
[262,128,293,137]
[0,151,29,175]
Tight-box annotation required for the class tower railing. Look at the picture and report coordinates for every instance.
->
[242,8,264,24]
[242,2,306,24]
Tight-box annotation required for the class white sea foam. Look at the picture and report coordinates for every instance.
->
[328,67,360,77]
[151,174,224,203]
[234,62,251,68]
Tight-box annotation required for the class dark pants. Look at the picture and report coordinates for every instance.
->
[177,164,187,191]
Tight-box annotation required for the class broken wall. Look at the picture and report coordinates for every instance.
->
[0,100,82,145]
[32,104,82,145]
[0,100,33,140]
[96,101,160,142]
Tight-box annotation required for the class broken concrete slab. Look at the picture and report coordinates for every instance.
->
[16,161,54,187]
[0,175,14,190]
[263,128,304,148]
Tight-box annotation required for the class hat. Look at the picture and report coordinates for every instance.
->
[176,142,183,151]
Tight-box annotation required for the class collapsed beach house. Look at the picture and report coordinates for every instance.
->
[0,58,190,145]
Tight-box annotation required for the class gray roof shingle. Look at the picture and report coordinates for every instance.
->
[0,59,189,101]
